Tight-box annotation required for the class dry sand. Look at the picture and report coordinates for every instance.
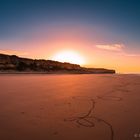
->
[0,74,140,140]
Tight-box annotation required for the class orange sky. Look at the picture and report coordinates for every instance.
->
[0,25,140,73]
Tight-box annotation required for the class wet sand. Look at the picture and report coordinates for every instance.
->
[0,74,140,140]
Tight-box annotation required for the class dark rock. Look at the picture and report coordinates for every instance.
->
[0,53,115,74]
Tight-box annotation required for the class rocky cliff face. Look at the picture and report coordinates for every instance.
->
[0,54,81,71]
[0,53,115,73]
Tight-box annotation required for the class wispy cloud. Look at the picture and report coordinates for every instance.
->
[96,44,124,51]
[96,43,140,57]
[121,53,140,57]
[0,49,28,56]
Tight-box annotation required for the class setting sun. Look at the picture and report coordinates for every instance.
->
[51,50,85,65]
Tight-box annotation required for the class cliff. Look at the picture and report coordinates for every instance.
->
[0,54,115,74]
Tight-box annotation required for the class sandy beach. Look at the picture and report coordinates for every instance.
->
[0,74,140,140]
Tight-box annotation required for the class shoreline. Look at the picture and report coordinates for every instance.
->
[0,72,88,75]
[0,71,116,74]
[0,72,139,76]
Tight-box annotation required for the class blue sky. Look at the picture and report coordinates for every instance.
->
[0,0,140,42]
[0,0,140,72]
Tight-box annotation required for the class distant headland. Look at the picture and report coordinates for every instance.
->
[0,54,115,74]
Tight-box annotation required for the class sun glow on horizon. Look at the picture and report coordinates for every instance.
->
[51,50,85,65]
